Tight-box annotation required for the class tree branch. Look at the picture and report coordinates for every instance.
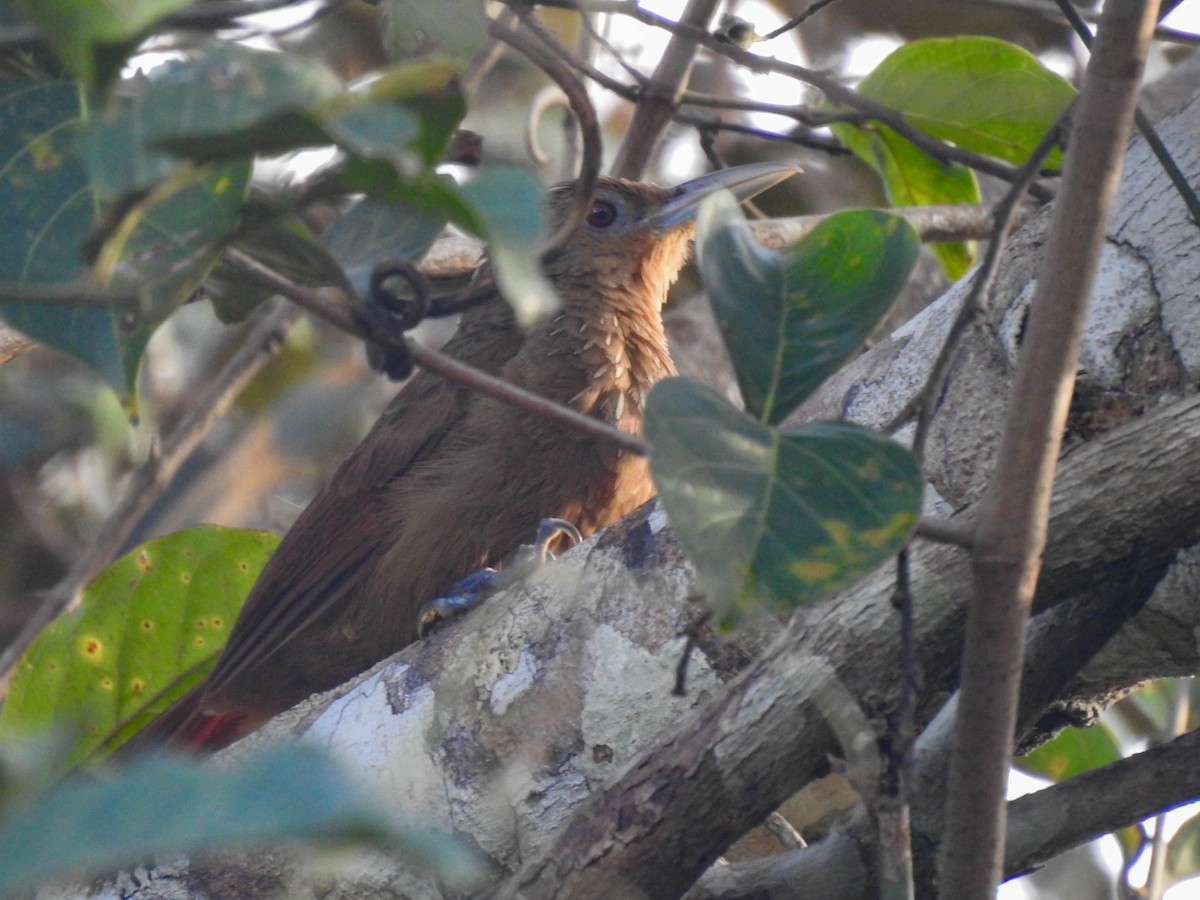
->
[607,0,720,179]
[939,2,1160,895]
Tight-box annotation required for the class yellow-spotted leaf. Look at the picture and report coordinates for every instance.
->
[697,193,919,425]
[0,526,278,769]
[646,377,921,625]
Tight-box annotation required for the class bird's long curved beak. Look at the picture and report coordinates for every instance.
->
[645,162,801,232]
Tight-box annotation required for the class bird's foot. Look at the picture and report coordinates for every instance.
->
[416,518,584,638]
[417,568,500,638]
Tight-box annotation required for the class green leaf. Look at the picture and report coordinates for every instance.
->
[82,43,344,189]
[207,217,352,323]
[830,36,1073,280]
[0,744,480,894]
[0,526,279,769]
[1167,812,1200,887]
[17,0,190,90]
[323,100,424,174]
[697,194,920,425]
[354,59,467,165]
[92,161,251,387]
[0,78,133,392]
[831,122,979,281]
[322,197,447,296]
[856,36,1074,167]
[459,167,557,326]
[646,378,922,625]
[381,0,490,62]
[117,53,466,178]
[1012,722,1145,861]
[1016,723,1122,782]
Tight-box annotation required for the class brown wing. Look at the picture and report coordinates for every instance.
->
[196,291,521,711]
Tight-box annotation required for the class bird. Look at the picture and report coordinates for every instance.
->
[119,162,797,753]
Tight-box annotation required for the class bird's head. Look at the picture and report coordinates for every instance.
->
[541,162,799,312]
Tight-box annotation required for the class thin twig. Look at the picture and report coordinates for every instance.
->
[947,0,1200,46]
[761,0,844,40]
[0,281,140,308]
[885,113,1065,442]
[524,8,644,101]
[676,112,845,155]
[493,12,603,257]
[609,0,721,179]
[504,8,847,157]
[1052,0,1200,226]
[938,1,1159,895]
[913,516,976,549]
[881,546,917,898]
[221,248,648,456]
[545,0,1058,200]
[1142,678,1192,899]
[580,11,650,88]
[0,301,301,684]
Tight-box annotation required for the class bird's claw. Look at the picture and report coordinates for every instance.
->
[534,517,583,563]
[417,568,499,637]
[416,518,584,639]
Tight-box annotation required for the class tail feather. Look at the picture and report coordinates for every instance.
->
[112,685,261,760]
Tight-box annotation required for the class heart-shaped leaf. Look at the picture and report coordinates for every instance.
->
[697,194,920,425]
[0,526,279,769]
[646,378,921,624]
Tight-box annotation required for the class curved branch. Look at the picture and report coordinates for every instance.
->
[490,13,604,258]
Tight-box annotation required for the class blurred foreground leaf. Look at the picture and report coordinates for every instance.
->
[0,743,480,894]
[16,0,188,90]
[0,78,130,392]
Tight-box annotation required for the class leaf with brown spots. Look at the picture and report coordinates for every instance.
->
[0,526,278,770]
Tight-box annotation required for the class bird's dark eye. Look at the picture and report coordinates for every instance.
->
[586,199,618,228]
